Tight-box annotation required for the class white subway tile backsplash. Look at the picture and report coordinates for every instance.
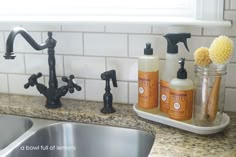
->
[64,56,105,79]
[42,32,83,55]
[204,11,236,36]
[45,76,85,100]
[112,81,128,103]
[5,32,42,53]
[62,24,104,32]
[129,35,165,58]
[8,74,44,96]
[25,54,64,76]
[0,32,4,52]
[0,53,25,74]
[84,33,128,57]
[107,58,138,81]
[86,79,128,103]
[226,64,236,88]
[129,82,138,104]
[22,24,61,31]
[225,88,236,111]
[85,79,104,102]
[106,24,151,34]
[0,74,8,93]
[152,25,202,36]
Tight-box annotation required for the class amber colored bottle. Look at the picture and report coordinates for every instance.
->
[168,58,193,121]
[138,43,159,109]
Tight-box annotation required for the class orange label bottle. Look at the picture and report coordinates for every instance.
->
[160,80,170,114]
[168,89,193,121]
[138,71,158,109]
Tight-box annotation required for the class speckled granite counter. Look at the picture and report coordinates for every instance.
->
[0,94,235,157]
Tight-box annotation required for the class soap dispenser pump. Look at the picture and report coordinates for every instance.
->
[101,69,118,114]
[138,43,159,109]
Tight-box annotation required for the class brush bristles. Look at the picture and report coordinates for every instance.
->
[209,36,234,64]
[194,47,212,67]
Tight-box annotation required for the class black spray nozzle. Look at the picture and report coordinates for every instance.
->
[101,70,118,87]
[177,58,187,79]
[144,42,153,55]
[164,33,191,54]
[101,70,117,114]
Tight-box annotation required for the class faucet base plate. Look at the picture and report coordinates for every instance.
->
[101,107,116,114]
[45,99,62,109]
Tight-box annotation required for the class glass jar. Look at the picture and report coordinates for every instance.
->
[193,64,226,126]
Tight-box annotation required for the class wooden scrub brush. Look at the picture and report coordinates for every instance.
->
[207,36,234,122]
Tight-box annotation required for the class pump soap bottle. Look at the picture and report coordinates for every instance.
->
[138,43,159,109]
[160,33,191,114]
[168,58,193,121]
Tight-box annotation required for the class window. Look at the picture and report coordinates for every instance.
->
[0,0,230,26]
[0,0,193,16]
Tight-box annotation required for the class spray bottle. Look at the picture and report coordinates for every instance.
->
[160,33,191,114]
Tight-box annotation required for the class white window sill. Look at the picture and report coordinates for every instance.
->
[0,16,231,27]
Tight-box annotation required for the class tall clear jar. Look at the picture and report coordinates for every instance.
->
[193,64,226,126]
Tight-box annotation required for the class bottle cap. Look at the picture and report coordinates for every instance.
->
[144,42,153,55]
[177,58,187,79]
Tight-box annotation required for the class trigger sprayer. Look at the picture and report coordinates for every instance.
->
[160,33,191,114]
[164,33,191,54]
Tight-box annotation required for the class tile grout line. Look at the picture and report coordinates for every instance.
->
[201,27,204,36]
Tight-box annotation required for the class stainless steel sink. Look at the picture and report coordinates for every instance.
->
[0,116,155,157]
[0,114,33,150]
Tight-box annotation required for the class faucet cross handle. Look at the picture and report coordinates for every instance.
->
[24,72,42,89]
[62,75,82,93]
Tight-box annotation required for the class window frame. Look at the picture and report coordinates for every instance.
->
[0,0,231,27]
[195,0,224,21]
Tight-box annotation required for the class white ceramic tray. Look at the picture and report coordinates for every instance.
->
[133,104,230,135]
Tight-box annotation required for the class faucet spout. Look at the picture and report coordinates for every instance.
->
[4,27,51,59]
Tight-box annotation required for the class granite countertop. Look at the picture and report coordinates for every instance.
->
[0,94,235,157]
